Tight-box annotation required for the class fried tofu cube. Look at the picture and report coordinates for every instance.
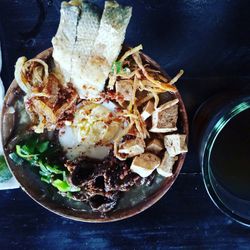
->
[118,137,145,157]
[146,138,164,153]
[116,80,133,101]
[157,151,177,177]
[141,100,154,121]
[130,153,161,177]
[164,134,188,157]
[150,99,179,133]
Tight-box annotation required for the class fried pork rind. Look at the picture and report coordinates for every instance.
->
[15,57,78,133]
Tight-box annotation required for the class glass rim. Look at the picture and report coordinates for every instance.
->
[201,98,250,227]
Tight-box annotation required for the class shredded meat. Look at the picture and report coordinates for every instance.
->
[65,152,155,213]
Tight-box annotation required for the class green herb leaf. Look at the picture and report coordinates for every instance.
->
[111,61,122,74]
[16,145,28,158]
[22,145,33,154]
[24,136,38,154]
[37,141,49,153]
[62,171,67,182]
[52,179,80,193]
[39,170,51,177]
[52,179,71,192]
[38,161,50,175]
[66,192,73,199]
[45,164,64,174]
[13,138,80,195]
[41,176,52,184]
[29,156,40,166]
[16,145,38,159]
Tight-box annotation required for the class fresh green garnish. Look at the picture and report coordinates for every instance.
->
[16,145,38,159]
[41,176,52,184]
[111,62,131,75]
[111,61,122,74]
[0,155,12,183]
[37,141,49,153]
[10,138,79,195]
[46,164,64,175]
[52,179,80,192]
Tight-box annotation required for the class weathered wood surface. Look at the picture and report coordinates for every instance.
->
[0,0,249,249]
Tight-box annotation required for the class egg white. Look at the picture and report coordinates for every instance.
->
[59,101,120,160]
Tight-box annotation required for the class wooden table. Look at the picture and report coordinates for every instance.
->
[0,1,250,249]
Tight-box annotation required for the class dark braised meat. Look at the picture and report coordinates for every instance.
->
[88,193,119,213]
[66,153,155,213]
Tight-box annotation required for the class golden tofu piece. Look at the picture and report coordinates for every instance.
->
[157,151,177,177]
[150,99,179,133]
[146,138,164,153]
[130,153,160,177]
[118,137,145,157]
[164,134,188,157]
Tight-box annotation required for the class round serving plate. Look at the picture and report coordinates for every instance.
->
[1,48,188,222]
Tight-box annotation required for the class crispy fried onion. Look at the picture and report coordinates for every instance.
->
[31,99,57,133]
[136,93,154,107]
[24,72,78,133]
[109,44,183,98]
[132,52,178,93]
[15,56,79,133]
[119,44,143,64]
[109,45,184,160]
[15,57,49,94]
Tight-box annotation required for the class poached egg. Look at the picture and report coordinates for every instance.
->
[59,101,120,160]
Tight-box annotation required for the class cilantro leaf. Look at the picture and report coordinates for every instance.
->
[111,61,122,74]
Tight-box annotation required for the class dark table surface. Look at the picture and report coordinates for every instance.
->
[0,0,250,249]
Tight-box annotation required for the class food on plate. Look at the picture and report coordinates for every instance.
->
[157,151,178,178]
[52,0,132,99]
[130,153,161,178]
[164,134,188,157]
[118,137,145,157]
[141,100,154,121]
[150,99,179,133]
[146,138,164,154]
[9,0,187,213]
